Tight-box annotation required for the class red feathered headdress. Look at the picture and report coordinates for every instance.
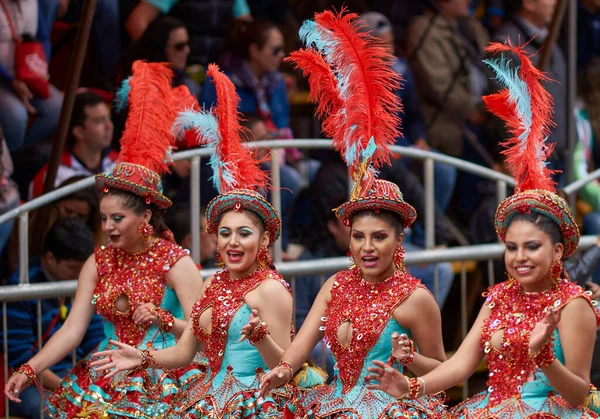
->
[96,61,198,209]
[485,42,579,257]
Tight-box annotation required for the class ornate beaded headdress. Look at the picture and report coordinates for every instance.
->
[287,8,416,227]
[172,64,281,243]
[96,61,196,209]
[484,42,579,257]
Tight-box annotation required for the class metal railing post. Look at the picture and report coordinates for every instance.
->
[190,156,201,264]
[3,303,9,419]
[271,150,282,263]
[424,158,435,249]
[461,262,469,400]
[496,180,507,205]
[19,213,29,285]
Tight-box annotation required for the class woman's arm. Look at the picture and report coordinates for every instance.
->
[5,255,99,400]
[92,277,213,375]
[541,298,597,406]
[167,256,203,336]
[393,287,446,376]
[244,279,294,369]
[258,275,335,396]
[25,256,98,372]
[131,255,203,338]
[367,303,490,397]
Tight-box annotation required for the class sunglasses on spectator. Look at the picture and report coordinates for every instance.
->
[170,41,189,52]
[272,45,284,56]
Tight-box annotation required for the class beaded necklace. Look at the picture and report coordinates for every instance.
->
[92,238,188,346]
[481,277,599,406]
[323,266,423,393]
[190,267,291,377]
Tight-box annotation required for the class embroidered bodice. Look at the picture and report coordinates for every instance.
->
[322,267,424,393]
[481,278,600,406]
[190,267,293,378]
[93,238,188,346]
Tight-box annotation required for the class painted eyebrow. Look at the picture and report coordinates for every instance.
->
[505,240,542,245]
[352,229,389,234]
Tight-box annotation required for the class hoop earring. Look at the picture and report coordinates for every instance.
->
[138,222,154,242]
[215,245,224,268]
[257,246,272,269]
[550,260,563,285]
[393,243,405,271]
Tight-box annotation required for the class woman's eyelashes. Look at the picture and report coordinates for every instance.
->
[218,227,254,238]
[505,242,541,252]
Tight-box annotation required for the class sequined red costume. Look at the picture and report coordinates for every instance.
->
[45,238,206,418]
[167,267,294,417]
[295,266,447,418]
[451,277,600,418]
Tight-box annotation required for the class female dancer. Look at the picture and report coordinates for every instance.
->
[91,64,296,417]
[366,43,600,418]
[259,9,447,418]
[3,62,204,417]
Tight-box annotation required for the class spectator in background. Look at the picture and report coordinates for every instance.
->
[3,217,103,419]
[204,19,290,134]
[122,16,200,98]
[29,92,116,199]
[492,0,566,174]
[167,204,216,268]
[0,132,19,256]
[7,175,104,274]
[0,0,63,151]
[125,0,251,66]
[358,12,457,216]
[52,0,121,89]
[406,0,489,159]
[406,0,489,217]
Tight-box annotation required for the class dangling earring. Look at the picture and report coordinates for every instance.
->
[550,260,563,285]
[215,245,224,268]
[257,245,272,269]
[347,245,356,269]
[393,243,405,271]
[138,222,154,242]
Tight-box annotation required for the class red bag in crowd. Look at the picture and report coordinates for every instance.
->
[0,0,50,98]
[14,36,50,98]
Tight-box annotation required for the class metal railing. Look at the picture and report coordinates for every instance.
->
[1,139,597,415]
[0,139,516,285]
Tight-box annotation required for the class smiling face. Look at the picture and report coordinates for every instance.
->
[217,210,269,279]
[504,220,564,292]
[350,213,402,283]
[100,193,151,252]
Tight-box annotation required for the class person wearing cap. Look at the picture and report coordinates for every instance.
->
[3,61,205,417]
[366,43,600,418]
[258,10,448,417]
[91,64,309,417]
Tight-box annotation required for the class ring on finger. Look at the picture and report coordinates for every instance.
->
[13,389,19,394]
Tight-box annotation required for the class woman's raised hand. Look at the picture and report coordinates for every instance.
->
[366,360,409,398]
[529,308,561,356]
[239,308,262,342]
[90,339,143,379]
[390,332,414,363]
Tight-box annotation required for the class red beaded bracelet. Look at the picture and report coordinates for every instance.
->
[408,376,422,399]
[276,361,294,384]
[532,341,556,369]
[13,363,38,386]
[248,321,270,345]
[151,307,175,332]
